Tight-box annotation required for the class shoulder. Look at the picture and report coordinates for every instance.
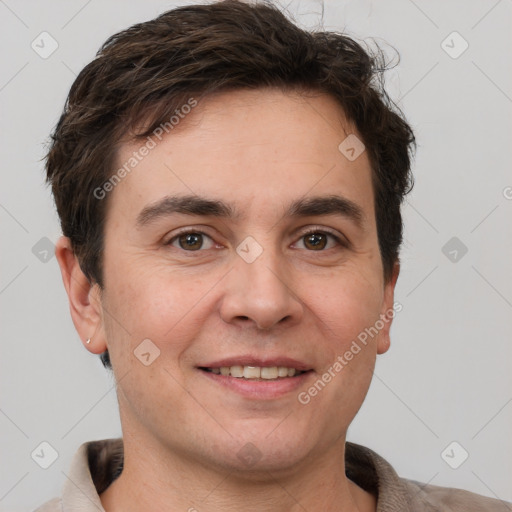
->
[32,438,123,512]
[402,478,512,511]
[345,442,511,512]
[32,496,62,512]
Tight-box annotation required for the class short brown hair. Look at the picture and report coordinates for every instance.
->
[46,0,415,370]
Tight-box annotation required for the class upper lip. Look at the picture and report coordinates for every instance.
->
[199,356,312,372]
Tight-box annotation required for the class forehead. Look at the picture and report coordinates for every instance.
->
[108,88,375,225]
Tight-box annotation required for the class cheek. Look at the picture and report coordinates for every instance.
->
[302,274,381,418]
[307,268,383,409]
[302,264,384,344]
[101,270,205,410]
[104,264,215,355]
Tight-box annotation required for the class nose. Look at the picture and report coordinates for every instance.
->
[219,249,304,331]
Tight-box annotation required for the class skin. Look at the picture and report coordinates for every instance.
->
[56,88,400,512]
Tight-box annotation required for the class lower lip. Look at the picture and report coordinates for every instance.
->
[198,369,313,400]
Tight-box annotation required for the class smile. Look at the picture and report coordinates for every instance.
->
[201,366,306,379]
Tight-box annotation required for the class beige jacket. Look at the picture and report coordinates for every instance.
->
[34,438,510,511]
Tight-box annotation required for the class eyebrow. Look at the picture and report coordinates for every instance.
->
[287,195,365,228]
[136,195,237,227]
[136,194,365,229]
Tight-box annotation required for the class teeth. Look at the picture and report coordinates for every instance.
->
[260,367,278,379]
[278,366,289,377]
[243,366,261,379]
[212,366,300,379]
[230,365,244,377]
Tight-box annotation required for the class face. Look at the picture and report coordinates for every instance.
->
[90,88,398,474]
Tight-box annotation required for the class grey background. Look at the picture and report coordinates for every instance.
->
[1,0,511,510]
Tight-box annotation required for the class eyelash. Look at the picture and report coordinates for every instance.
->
[164,227,347,251]
[297,227,347,250]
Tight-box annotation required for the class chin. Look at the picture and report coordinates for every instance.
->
[204,427,316,476]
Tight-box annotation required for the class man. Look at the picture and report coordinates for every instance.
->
[36,1,510,510]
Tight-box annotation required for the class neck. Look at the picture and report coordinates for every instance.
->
[99,434,376,512]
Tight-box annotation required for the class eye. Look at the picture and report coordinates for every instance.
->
[167,231,216,251]
[294,229,344,251]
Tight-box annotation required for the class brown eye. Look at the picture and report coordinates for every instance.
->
[303,232,328,250]
[167,231,215,251]
[178,233,204,250]
[293,230,344,251]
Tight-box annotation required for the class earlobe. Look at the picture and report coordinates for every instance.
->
[55,236,107,355]
[377,335,390,355]
[377,261,400,355]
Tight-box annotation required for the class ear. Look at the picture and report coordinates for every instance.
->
[376,261,400,355]
[55,236,107,355]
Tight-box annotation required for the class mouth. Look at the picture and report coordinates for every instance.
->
[199,365,309,380]
[196,358,314,399]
